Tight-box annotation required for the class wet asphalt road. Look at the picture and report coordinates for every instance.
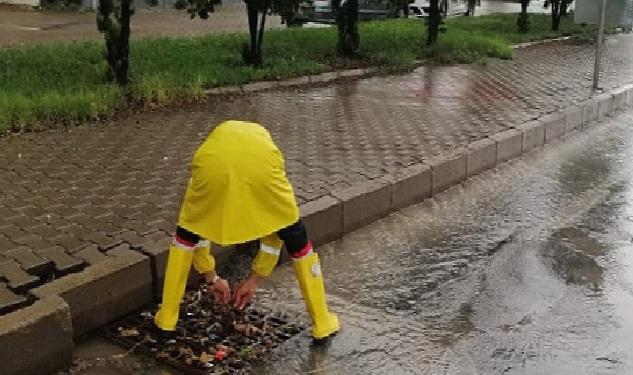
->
[67,110,633,374]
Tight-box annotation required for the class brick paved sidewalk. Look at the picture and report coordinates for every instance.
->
[2,35,633,316]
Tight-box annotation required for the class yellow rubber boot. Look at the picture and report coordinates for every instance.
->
[154,243,194,331]
[293,252,340,342]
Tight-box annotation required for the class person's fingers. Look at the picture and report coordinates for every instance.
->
[233,288,243,308]
[238,291,252,310]
[222,288,230,304]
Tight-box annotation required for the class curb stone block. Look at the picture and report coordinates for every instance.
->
[309,72,338,84]
[429,151,467,195]
[203,88,221,96]
[519,120,545,152]
[597,93,615,119]
[300,196,343,247]
[467,139,497,177]
[242,81,278,93]
[0,295,73,375]
[565,106,583,132]
[491,129,523,162]
[626,85,633,106]
[581,99,599,126]
[541,112,567,142]
[140,238,170,300]
[219,85,243,95]
[278,77,310,87]
[338,69,366,78]
[31,251,152,337]
[364,67,379,75]
[390,163,432,210]
[614,88,628,111]
[332,179,392,234]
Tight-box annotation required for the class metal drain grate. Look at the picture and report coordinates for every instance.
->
[102,285,303,374]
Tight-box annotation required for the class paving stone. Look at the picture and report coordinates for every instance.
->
[48,234,85,253]
[74,245,109,266]
[115,230,147,250]
[0,260,40,293]
[0,282,28,315]
[106,243,136,257]
[84,232,122,250]
[5,247,53,276]
[36,247,85,277]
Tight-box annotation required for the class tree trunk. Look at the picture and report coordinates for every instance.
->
[560,0,569,16]
[551,0,561,31]
[466,0,476,16]
[427,0,441,47]
[517,0,530,33]
[117,0,131,85]
[256,10,266,65]
[336,0,360,56]
[244,3,259,65]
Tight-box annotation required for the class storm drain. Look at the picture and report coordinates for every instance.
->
[102,285,303,374]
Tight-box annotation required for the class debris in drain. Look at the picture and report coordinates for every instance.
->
[102,284,303,374]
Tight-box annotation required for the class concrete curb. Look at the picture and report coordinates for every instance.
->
[203,67,380,96]
[31,251,152,337]
[0,295,73,375]
[9,82,633,375]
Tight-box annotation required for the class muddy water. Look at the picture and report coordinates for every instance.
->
[66,111,633,374]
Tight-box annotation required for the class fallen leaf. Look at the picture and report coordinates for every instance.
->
[199,351,211,363]
[119,329,140,337]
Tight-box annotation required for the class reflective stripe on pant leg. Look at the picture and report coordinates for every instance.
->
[192,239,215,274]
[252,233,282,277]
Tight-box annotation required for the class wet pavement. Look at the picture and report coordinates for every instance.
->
[3,35,633,316]
[1,0,557,46]
[65,103,633,374]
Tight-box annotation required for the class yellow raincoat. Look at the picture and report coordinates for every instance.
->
[177,120,299,245]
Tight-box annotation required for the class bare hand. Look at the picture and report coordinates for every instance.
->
[211,278,231,304]
[233,274,261,310]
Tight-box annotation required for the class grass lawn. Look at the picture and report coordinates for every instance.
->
[0,13,594,131]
